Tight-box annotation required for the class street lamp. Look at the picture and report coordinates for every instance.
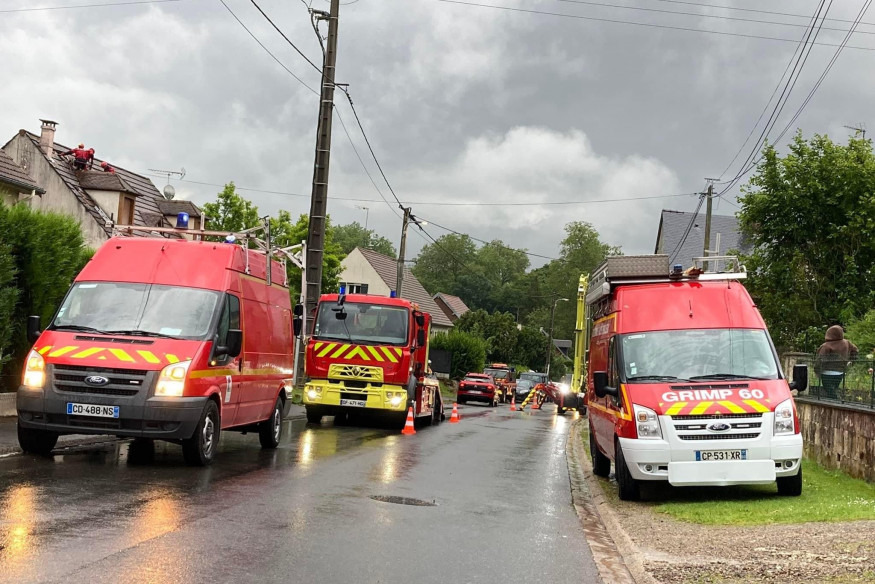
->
[545,297,569,379]
[355,205,370,230]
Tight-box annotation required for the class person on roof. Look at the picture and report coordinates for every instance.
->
[86,148,95,170]
[100,161,116,174]
[62,143,91,171]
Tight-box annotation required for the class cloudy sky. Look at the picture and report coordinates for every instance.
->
[2,0,873,267]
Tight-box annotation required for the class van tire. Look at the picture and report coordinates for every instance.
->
[590,428,611,477]
[615,440,640,501]
[182,400,220,467]
[259,397,283,449]
[306,407,323,424]
[18,423,58,456]
[777,466,803,497]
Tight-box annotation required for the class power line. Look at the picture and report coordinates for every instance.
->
[416,216,561,261]
[667,191,706,264]
[551,0,875,37]
[0,0,181,12]
[217,0,318,94]
[247,0,324,74]
[648,0,875,28]
[436,0,875,52]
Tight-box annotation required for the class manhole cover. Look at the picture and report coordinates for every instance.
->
[370,495,436,507]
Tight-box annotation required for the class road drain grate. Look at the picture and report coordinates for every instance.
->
[370,495,436,507]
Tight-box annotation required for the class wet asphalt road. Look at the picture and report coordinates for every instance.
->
[0,404,601,584]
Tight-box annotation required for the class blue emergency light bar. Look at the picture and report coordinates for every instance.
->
[176,212,189,229]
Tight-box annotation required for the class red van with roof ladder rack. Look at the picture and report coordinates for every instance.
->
[585,255,807,500]
[17,226,295,465]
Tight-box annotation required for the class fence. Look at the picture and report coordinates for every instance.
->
[785,353,875,410]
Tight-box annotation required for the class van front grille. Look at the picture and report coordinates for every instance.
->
[53,365,149,397]
[678,433,760,441]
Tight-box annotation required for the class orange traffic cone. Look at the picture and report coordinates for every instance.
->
[401,407,416,435]
[510,395,516,411]
[532,394,540,410]
[449,403,460,423]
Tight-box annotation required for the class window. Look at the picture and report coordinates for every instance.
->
[216,294,241,346]
[342,282,369,294]
[118,195,135,225]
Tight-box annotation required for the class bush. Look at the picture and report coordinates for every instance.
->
[0,243,19,370]
[430,330,487,380]
[846,311,875,356]
[0,205,92,390]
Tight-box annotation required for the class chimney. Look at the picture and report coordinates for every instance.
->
[39,119,58,157]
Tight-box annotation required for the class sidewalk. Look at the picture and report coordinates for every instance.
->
[0,403,307,456]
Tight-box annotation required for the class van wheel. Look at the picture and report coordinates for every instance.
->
[182,401,220,466]
[590,428,611,477]
[18,423,58,456]
[259,397,283,449]
[777,466,803,496]
[615,440,640,501]
[306,407,323,424]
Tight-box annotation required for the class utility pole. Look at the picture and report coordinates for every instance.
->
[396,207,411,296]
[702,180,715,271]
[355,205,369,231]
[545,297,568,379]
[305,0,340,317]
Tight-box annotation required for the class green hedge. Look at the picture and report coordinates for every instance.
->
[431,330,487,381]
[0,205,92,390]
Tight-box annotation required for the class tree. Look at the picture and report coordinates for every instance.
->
[201,182,261,236]
[455,309,519,363]
[333,221,395,257]
[738,132,875,348]
[513,326,547,371]
[0,243,18,369]
[411,233,478,296]
[270,210,344,299]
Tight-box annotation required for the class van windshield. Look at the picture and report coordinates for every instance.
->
[620,329,779,383]
[313,302,408,346]
[52,282,221,340]
[519,372,546,383]
[483,368,508,380]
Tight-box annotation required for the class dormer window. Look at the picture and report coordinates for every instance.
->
[119,194,135,225]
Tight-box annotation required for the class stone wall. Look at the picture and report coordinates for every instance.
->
[797,398,875,483]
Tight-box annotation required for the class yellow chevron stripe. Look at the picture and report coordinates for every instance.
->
[719,400,746,414]
[744,399,770,413]
[366,346,384,362]
[108,348,135,362]
[393,348,402,358]
[38,346,53,355]
[689,401,713,415]
[381,347,398,363]
[71,347,104,359]
[318,343,336,358]
[331,344,351,359]
[166,354,180,364]
[665,402,687,416]
[49,346,78,357]
[314,342,324,352]
[137,350,161,364]
[345,346,370,361]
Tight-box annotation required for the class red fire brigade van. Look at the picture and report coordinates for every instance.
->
[586,256,807,500]
[17,233,295,465]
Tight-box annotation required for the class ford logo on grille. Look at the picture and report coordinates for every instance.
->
[707,422,731,432]
[84,375,110,386]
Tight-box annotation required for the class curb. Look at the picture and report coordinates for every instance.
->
[566,417,658,584]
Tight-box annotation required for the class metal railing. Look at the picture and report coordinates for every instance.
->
[786,354,875,410]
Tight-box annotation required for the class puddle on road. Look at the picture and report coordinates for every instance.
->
[369,495,436,507]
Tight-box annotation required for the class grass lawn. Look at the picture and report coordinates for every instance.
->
[580,428,875,526]
[439,380,457,403]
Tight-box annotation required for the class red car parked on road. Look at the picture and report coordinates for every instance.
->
[457,373,498,407]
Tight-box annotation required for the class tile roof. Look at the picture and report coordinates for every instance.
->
[23,132,174,237]
[0,148,43,194]
[433,292,470,319]
[77,170,139,194]
[655,209,752,268]
[356,247,454,328]
[156,199,201,218]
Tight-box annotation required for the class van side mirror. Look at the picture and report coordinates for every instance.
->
[789,364,808,392]
[293,317,303,337]
[293,303,304,317]
[218,329,243,358]
[417,328,426,347]
[593,371,617,398]
[27,316,41,344]
[414,312,425,326]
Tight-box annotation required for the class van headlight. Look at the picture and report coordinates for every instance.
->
[633,404,662,439]
[774,398,796,435]
[22,350,46,389]
[155,360,191,397]
[558,383,570,395]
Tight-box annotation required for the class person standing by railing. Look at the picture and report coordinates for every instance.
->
[814,325,859,398]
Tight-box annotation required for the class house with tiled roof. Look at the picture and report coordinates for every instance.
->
[654,209,752,269]
[433,292,470,323]
[1,119,194,248]
[338,247,454,332]
[0,148,44,206]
